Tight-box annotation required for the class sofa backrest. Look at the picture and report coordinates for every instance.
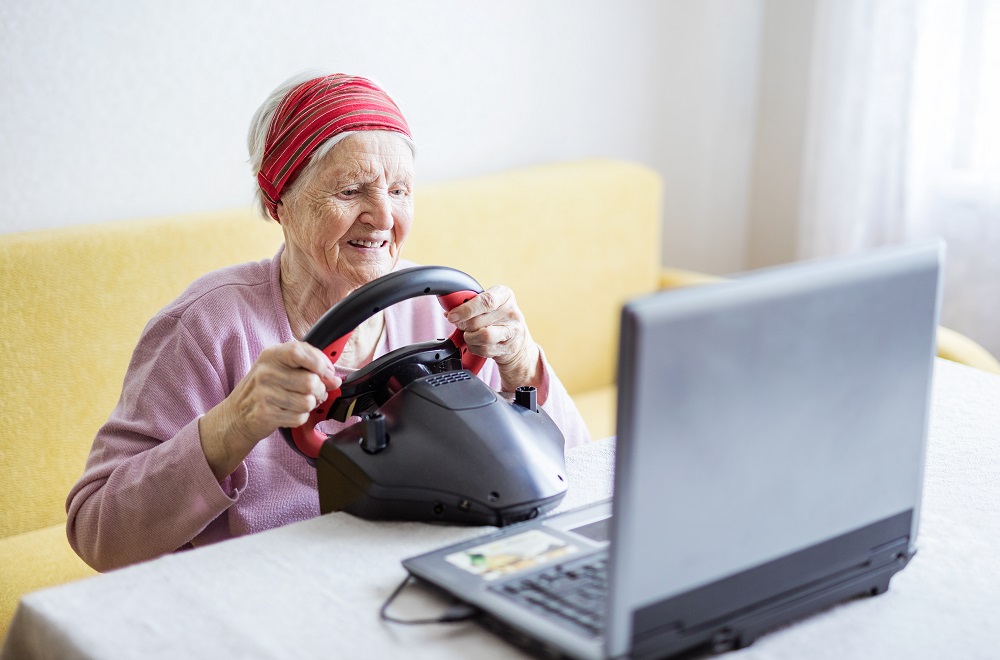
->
[405,159,662,393]
[0,158,662,539]
[0,213,285,538]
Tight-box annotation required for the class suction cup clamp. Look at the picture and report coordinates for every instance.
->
[361,412,388,454]
[514,386,538,412]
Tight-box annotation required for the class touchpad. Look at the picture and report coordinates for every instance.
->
[569,516,613,543]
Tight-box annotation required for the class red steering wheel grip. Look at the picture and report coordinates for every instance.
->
[445,325,487,375]
[291,385,343,459]
[322,333,353,361]
[436,290,478,312]
[437,289,487,376]
[288,332,352,460]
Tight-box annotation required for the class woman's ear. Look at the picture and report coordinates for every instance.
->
[273,200,286,224]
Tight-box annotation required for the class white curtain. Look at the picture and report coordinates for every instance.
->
[799,0,1000,357]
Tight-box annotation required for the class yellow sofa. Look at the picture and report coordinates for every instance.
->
[2,158,997,643]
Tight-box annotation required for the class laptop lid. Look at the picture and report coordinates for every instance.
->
[606,242,942,656]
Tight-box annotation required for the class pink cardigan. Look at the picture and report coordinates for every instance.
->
[66,249,590,571]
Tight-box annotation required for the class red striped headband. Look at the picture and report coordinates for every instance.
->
[257,74,412,220]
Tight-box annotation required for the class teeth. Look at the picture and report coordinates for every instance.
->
[350,240,383,248]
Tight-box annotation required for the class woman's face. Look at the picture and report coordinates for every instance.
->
[277,131,415,294]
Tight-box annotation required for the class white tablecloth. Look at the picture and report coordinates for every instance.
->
[3,359,999,659]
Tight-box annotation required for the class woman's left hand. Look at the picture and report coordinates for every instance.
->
[446,285,542,393]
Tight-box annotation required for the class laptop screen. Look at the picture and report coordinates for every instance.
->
[605,243,941,656]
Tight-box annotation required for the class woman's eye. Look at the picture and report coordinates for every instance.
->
[339,188,360,197]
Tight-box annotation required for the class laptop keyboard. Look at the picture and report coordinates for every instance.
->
[491,554,608,638]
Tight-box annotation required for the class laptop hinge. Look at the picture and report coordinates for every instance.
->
[630,509,913,659]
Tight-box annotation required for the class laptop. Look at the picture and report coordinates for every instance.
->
[403,242,943,659]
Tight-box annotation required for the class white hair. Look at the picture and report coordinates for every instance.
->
[247,68,415,221]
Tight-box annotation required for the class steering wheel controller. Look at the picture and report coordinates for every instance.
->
[279,266,568,526]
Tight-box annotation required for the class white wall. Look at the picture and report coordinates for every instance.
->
[647,1,764,274]
[746,0,816,270]
[0,0,765,275]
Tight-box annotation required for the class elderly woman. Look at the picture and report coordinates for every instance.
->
[66,73,590,572]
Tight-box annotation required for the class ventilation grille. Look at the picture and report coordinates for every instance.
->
[425,371,472,387]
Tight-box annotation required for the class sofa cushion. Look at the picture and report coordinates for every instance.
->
[0,523,98,642]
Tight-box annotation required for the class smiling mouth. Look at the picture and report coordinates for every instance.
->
[348,239,388,249]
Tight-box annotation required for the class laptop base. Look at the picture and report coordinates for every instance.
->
[472,551,910,660]
[635,550,913,660]
[630,510,914,659]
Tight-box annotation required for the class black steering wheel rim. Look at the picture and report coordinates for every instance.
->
[281,265,485,462]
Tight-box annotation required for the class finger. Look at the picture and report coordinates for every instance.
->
[449,288,523,332]
[255,361,329,399]
[267,342,340,387]
[446,286,512,325]
[267,405,312,429]
[453,306,518,332]
[264,388,324,417]
[270,341,333,373]
[463,325,520,356]
[239,390,316,435]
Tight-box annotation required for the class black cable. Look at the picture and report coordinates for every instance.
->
[380,574,480,625]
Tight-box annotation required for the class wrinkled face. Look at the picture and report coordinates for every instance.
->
[277,131,415,293]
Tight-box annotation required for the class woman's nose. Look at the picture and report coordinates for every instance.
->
[361,191,394,229]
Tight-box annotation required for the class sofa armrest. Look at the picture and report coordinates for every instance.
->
[658,268,1000,376]
[936,326,1000,375]
[658,267,723,289]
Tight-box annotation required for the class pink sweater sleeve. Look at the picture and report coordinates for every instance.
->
[66,312,247,572]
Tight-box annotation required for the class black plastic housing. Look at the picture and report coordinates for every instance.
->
[316,370,568,527]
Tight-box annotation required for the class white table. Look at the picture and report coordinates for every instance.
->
[3,359,999,659]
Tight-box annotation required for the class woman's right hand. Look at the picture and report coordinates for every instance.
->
[199,341,342,481]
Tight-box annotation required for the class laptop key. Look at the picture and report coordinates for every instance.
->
[491,556,609,638]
